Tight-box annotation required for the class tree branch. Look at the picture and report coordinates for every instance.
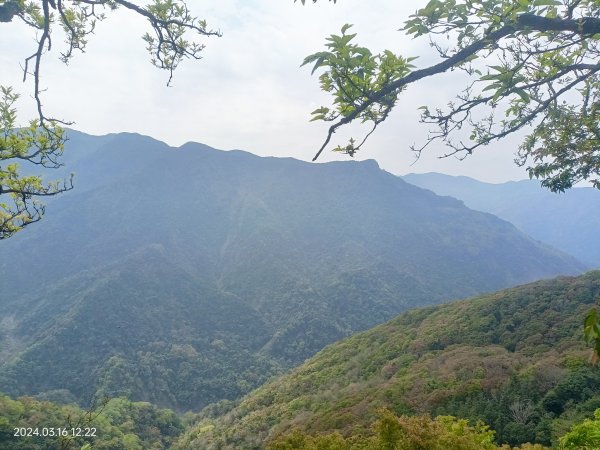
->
[312,23,517,161]
[312,12,600,161]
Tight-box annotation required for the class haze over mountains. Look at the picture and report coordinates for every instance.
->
[0,131,586,412]
[404,172,600,267]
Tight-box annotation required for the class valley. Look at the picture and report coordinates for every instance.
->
[0,132,597,449]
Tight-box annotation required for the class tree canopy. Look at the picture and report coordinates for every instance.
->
[0,0,219,238]
[303,0,600,192]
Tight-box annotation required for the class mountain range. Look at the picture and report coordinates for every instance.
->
[0,131,586,412]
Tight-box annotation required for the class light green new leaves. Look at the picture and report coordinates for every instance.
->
[302,24,415,156]
[302,0,600,191]
[405,0,561,40]
[0,86,72,239]
[559,409,600,449]
[516,78,600,192]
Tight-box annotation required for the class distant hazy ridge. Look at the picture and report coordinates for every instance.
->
[404,172,600,267]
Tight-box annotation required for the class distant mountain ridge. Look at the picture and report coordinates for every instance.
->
[403,172,600,267]
[0,131,586,411]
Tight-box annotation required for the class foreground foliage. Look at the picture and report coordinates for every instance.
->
[0,394,183,449]
[266,410,548,450]
[559,408,600,449]
[3,393,600,449]
[0,87,72,239]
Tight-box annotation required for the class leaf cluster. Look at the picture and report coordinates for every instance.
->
[0,86,72,239]
[302,24,415,159]
[306,0,600,191]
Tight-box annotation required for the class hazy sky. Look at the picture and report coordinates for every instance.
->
[1,0,531,182]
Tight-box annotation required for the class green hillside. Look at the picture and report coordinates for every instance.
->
[175,272,600,449]
[0,246,280,411]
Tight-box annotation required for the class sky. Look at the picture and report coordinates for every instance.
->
[0,0,532,182]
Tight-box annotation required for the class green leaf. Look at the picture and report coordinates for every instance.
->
[341,23,353,34]
[513,88,530,103]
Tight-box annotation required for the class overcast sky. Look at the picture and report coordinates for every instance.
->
[1,0,532,182]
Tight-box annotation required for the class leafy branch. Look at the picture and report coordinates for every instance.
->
[0,86,73,239]
[2,0,221,126]
[305,0,600,192]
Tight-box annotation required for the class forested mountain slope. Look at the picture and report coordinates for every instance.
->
[0,131,585,412]
[403,172,600,267]
[178,272,600,449]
